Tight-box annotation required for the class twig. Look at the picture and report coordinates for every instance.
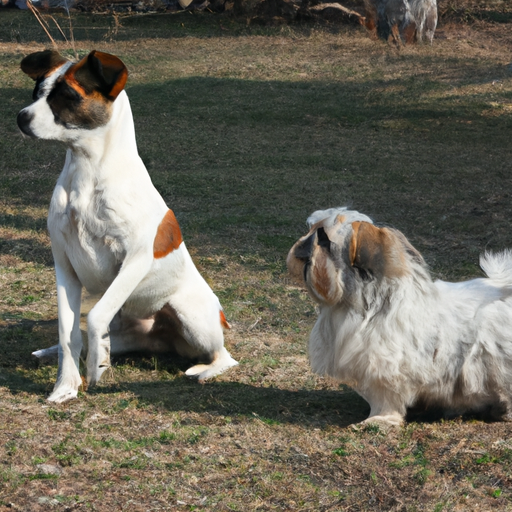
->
[249,318,261,330]
[62,0,78,59]
[48,14,69,43]
[26,0,78,60]
[26,0,58,49]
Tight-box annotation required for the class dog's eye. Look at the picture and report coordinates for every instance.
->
[48,81,82,105]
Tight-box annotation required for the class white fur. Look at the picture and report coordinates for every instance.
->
[289,207,512,426]
[20,56,237,403]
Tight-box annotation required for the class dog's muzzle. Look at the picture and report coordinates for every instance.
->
[17,109,36,138]
[294,232,315,261]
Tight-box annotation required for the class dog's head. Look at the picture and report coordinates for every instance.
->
[17,50,128,141]
[287,208,426,306]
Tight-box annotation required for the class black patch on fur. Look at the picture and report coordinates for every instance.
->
[303,260,310,282]
[294,233,315,260]
[354,266,372,282]
[317,227,331,252]
[20,49,67,81]
[32,76,45,101]
[47,78,110,130]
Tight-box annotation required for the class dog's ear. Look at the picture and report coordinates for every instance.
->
[350,221,410,279]
[69,50,128,101]
[20,50,68,80]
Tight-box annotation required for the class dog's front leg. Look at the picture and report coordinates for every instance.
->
[86,253,153,386]
[48,258,83,403]
[360,386,406,427]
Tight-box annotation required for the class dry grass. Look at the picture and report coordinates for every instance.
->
[1,9,512,511]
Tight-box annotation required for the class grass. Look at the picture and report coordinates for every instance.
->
[1,7,512,511]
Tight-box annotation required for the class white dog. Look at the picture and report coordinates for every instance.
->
[17,50,237,403]
[287,207,512,426]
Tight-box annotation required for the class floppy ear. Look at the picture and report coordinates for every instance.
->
[349,221,408,279]
[20,50,68,80]
[68,50,128,100]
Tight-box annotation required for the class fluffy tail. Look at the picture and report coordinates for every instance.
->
[480,250,512,285]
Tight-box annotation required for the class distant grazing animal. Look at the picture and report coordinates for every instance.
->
[17,50,237,403]
[364,0,437,44]
[287,207,512,426]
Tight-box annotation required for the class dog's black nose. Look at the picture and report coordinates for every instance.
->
[17,109,36,137]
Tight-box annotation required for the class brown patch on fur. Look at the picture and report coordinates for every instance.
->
[350,221,408,279]
[154,209,183,258]
[93,51,129,99]
[80,376,88,392]
[220,310,231,330]
[64,58,89,97]
[311,251,336,302]
[390,24,402,44]
[64,51,128,101]
[402,22,417,44]
[363,0,378,38]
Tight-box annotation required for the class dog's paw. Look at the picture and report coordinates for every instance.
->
[86,342,111,387]
[86,365,110,387]
[185,349,238,382]
[47,385,79,403]
[359,414,403,429]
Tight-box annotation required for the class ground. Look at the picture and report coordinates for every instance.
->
[1,8,512,511]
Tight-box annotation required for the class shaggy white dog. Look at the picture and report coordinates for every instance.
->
[287,207,512,426]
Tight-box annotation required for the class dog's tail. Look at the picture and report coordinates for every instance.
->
[480,250,512,285]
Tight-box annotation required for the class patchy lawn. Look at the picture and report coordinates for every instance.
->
[1,8,512,511]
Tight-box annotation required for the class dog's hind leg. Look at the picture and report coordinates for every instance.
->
[162,297,238,381]
[151,300,238,381]
[185,346,239,382]
[47,259,83,403]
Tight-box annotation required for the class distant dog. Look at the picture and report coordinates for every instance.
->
[287,207,512,426]
[18,50,237,403]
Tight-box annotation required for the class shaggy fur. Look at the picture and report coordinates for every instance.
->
[18,50,237,403]
[287,207,512,426]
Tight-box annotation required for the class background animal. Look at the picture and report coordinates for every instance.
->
[364,0,437,43]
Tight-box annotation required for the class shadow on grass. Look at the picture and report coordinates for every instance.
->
[0,234,53,266]
[1,320,370,428]
[2,323,504,427]
[118,378,371,429]
[0,318,58,367]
